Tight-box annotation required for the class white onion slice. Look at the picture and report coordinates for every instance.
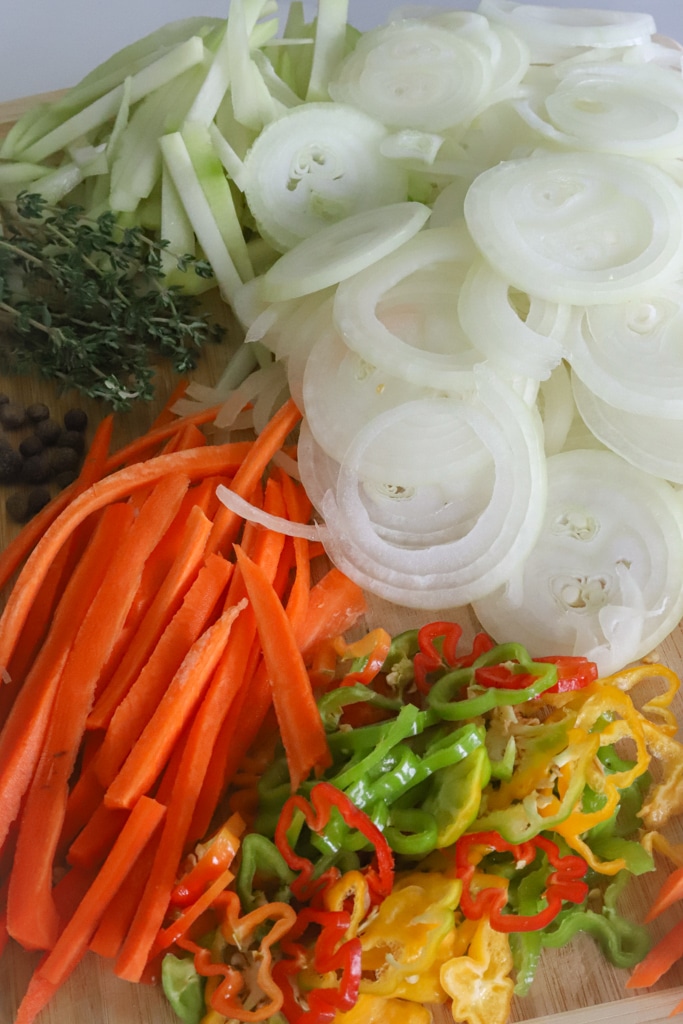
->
[304,369,547,609]
[464,149,683,304]
[242,102,408,252]
[215,484,323,540]
[333,224,484,388]
[565,286,683,418]
[517,63,683,159]
[473,448,683,676]
[258,201,431,302]
[457,257,569,379]
[328,20,494,132]
[537,361,576,456]
[478,0,656,62]
[571,371,683,484]
[302,328,438,467]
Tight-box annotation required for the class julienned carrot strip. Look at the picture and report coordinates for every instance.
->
[88,842,157,959]
[187,481,290,843]
[104,404,224,472]
[296,567,368,657]
[4,522,89,695]
[58,766,105,861]
[205,396,302,556]
[15,796,166,1024]
[115,490,290,982]
[645,864,683,922]
[66,805,129,872]
[105,599,247,811]
[234,545,332,792]
[0,414,114,595]
[202,659,273,824]
[626,918,683,990]
[0,440,255,675]
[7,474,190,951]
[0,503,134,856]
[87,505,217,731]
[92,553,234,784]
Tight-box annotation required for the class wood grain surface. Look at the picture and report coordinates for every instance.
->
[1,92,683,1024]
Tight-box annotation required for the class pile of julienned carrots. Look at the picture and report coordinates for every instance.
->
[0,388,368,1024]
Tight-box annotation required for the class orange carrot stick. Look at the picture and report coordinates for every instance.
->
[645,864,683,922]
[626,918,683,990]
[0,503,134,856]
[87,504,216,731]
[296,567,368,657]
[115,493,290,981]
[105,598,246,810]
[0,440,254,675]
[234,544,332,792]
[92,552,233,784]
[7,474,189,951]
[14,796,165,1024]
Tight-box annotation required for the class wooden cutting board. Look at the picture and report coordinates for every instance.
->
[1,91,683,1024]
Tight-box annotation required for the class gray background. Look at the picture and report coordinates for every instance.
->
[0,0,680,102]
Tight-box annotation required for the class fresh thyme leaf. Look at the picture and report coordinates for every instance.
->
[0,192,224,410]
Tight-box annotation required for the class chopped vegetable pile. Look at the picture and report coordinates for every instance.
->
[0,392,680,1024]
[4,0,683,671]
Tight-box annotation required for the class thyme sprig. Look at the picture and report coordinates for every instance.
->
[0,192,223,410]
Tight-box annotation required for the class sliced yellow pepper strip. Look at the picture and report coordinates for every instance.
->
[356,871,461,998]
[602,662,680,736]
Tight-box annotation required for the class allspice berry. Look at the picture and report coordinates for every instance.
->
[63,408,88,432]
[34,418,62,446]
[0,402,27,431]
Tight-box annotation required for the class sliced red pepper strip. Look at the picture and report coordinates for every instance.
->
[274,782,394,905]
[413,622,494,695]
[276,907,363,1023]
[454,830,589,932]
[536,656,599,694]
[475,656,598,694]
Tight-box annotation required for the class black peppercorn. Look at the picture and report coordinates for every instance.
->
[0,402,27,430]
[19,434,44,459]
[56,429,86,455]
[0,447,23,483]
[34,418,62,446]
[26,486,52,517]
[46,446,79,475]
[26,402,50,423]
[63,408,88,432]
[21,453,52,484]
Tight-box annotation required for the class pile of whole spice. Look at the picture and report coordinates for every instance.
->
[0,396,88,523]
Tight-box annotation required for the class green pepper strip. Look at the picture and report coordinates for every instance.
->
[236,833,296,912]
[455,830,589,933]
[317,683,402,731]
[427,644,559,720]
[274,781,394,906]
[541,871,652,968]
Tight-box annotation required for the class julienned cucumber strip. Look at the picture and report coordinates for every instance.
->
[159,131,245,306]
[109,61,210,213]
[18,36,207,164]
[305,0,350,101]
[181,121,254,282]
[0,19,222,160]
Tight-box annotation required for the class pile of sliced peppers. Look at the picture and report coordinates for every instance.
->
[159,621,683,1024]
